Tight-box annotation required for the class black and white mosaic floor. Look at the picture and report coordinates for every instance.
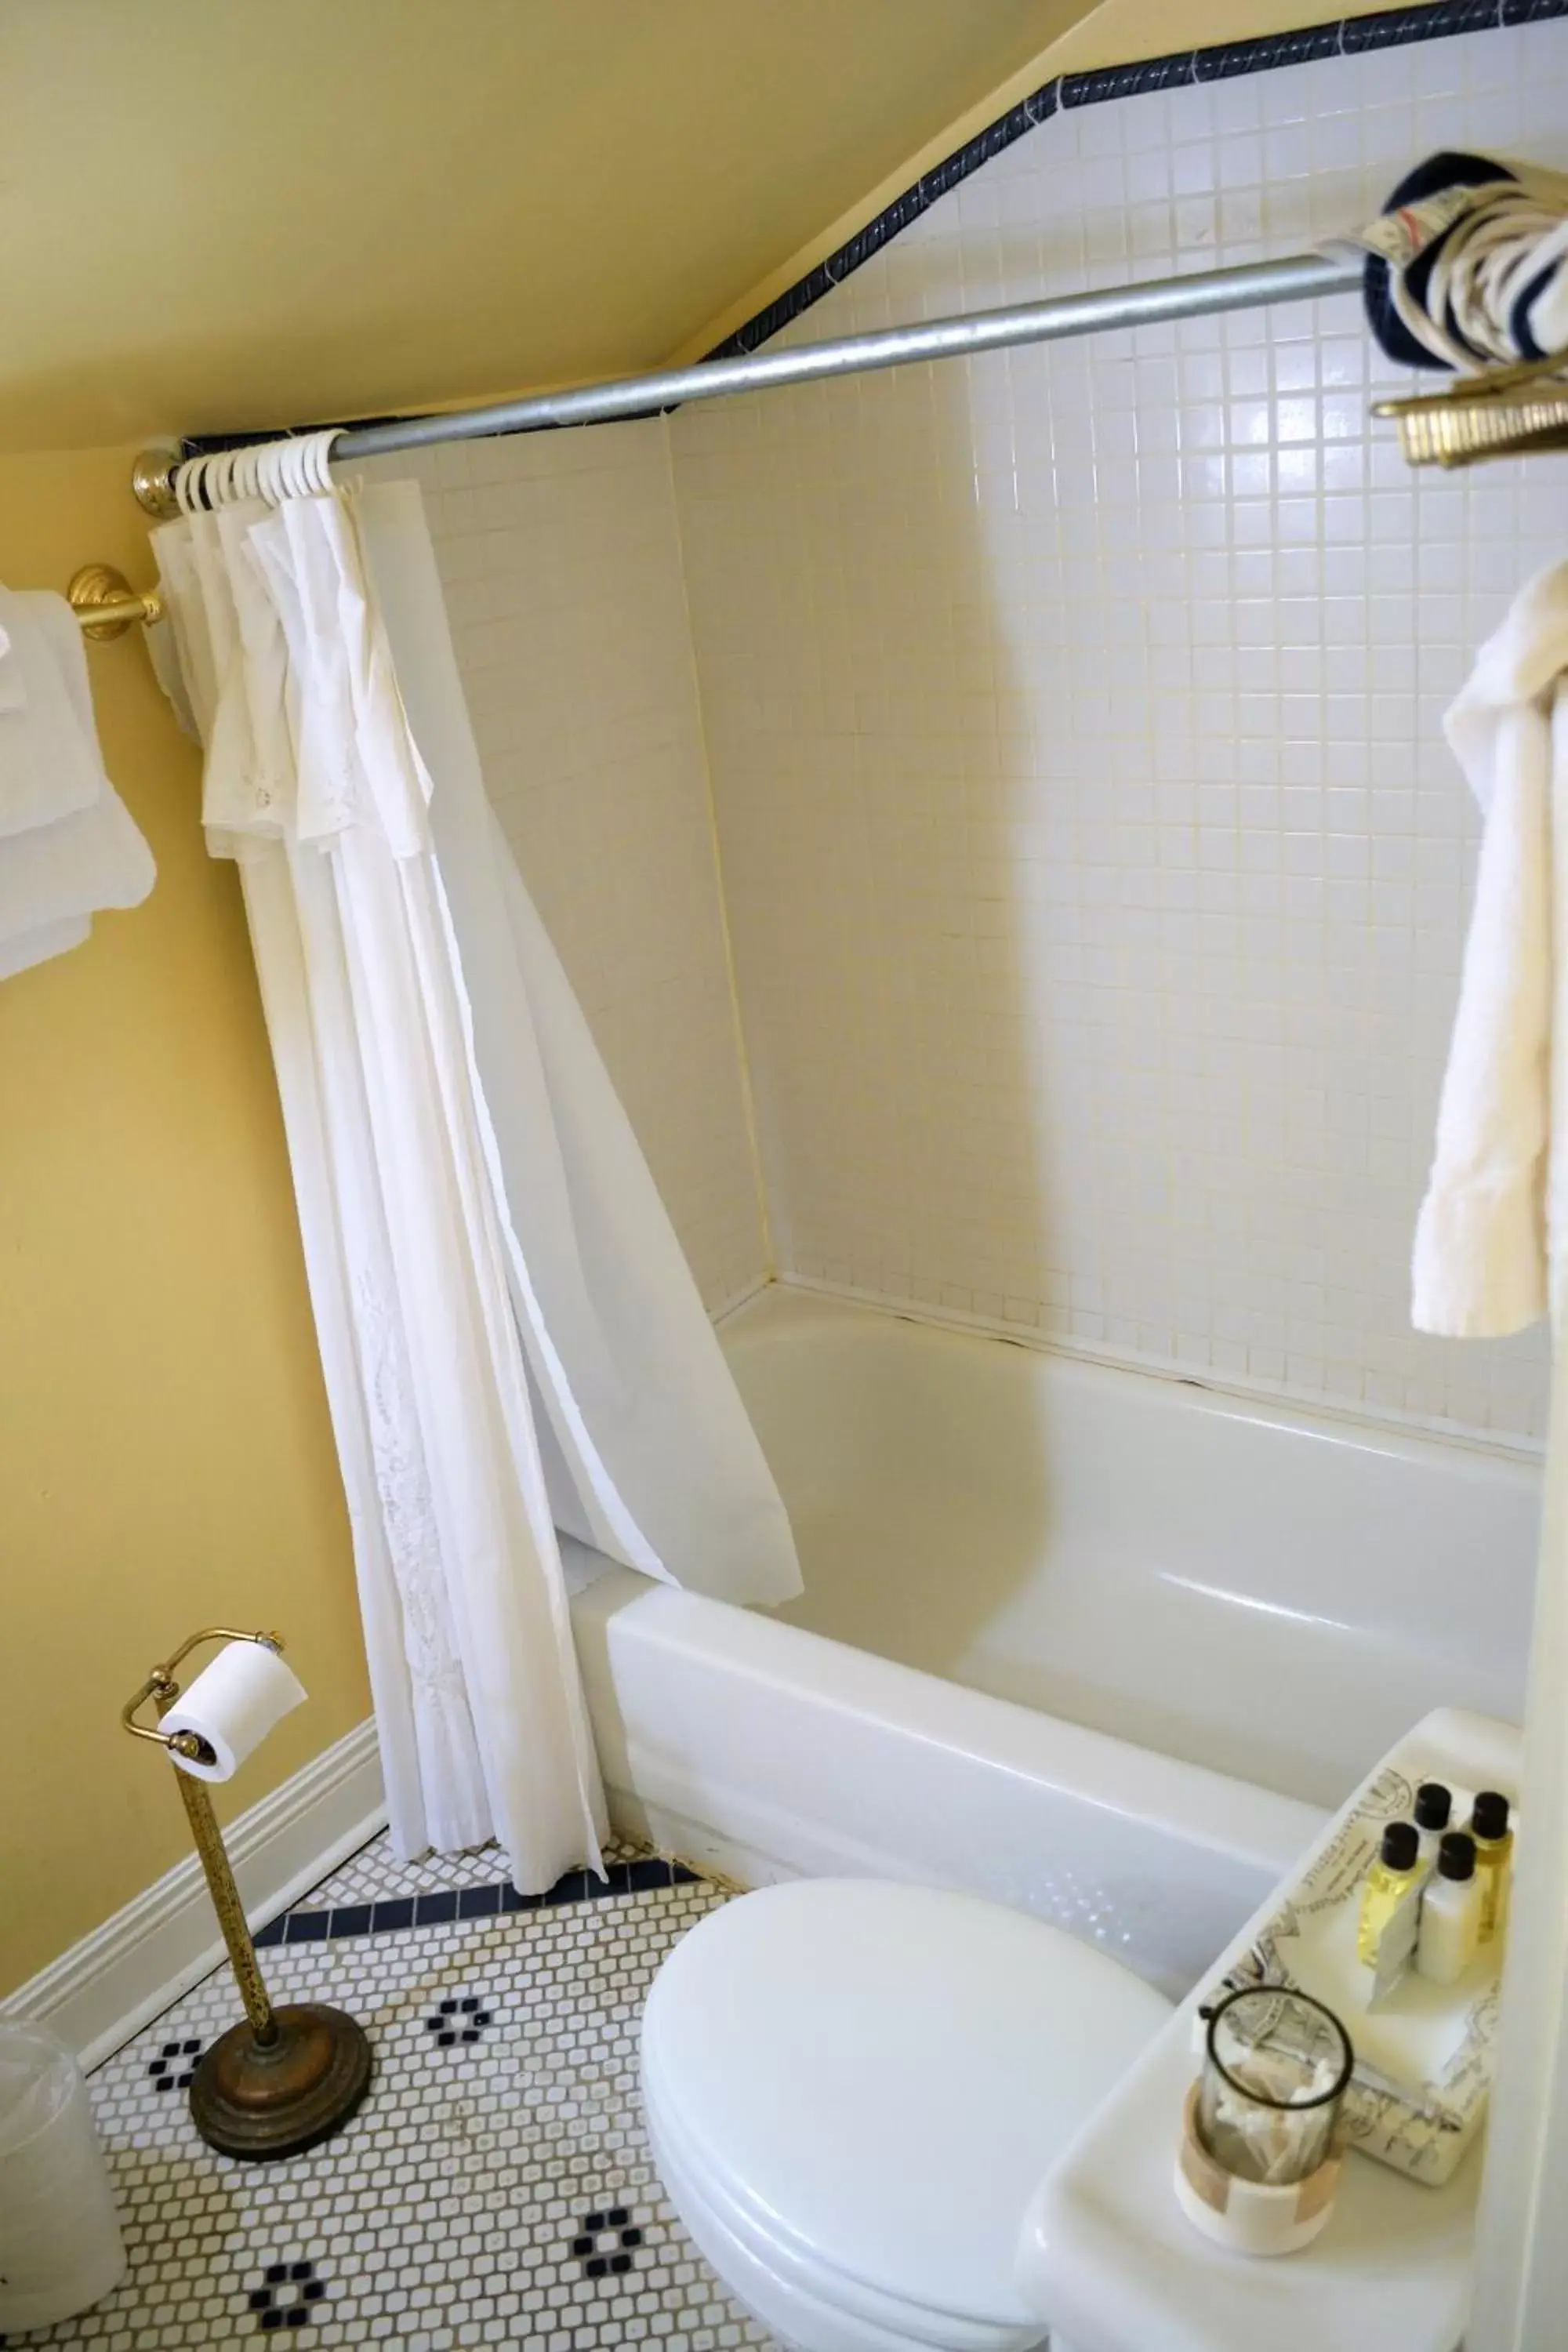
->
[10,1834,776,2350]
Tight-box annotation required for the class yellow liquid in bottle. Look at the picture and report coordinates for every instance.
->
[1357,1858,1421,1965]
[1473,1831,1513,1943]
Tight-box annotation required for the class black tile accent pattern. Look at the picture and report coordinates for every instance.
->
[1060,49,1197,106]
[249,2259,326,2332]
[1194,23,1345,79]
[704,82,1060,361]
[423,1994,494,2047]
[571,2206,645,2281]
[179,0,1568,467]
[256,1853,703,1948]
[146,2038,204,2092]
[1343,0,1502,42]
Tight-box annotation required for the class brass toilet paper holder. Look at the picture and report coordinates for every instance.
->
[122,1628,372,2160]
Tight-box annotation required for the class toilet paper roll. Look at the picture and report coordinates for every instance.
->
[160,1642,307,1782]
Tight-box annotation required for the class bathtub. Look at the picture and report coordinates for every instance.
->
[569,1286,1540,1998]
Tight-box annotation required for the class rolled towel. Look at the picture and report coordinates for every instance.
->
[1359,151,1568,373]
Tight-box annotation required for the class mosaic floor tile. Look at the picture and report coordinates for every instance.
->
[8,1871,777,2349]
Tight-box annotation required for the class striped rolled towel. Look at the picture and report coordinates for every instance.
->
[1359,151,1568,372]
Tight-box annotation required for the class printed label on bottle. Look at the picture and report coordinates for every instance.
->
[1368,1875,1424,2009]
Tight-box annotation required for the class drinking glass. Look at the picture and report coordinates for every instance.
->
[1196,1986,1353,2187]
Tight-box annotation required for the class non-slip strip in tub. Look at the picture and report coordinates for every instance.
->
[253,1854,702,1950]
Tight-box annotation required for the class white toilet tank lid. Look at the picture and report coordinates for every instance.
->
[641,1878,1171,2330]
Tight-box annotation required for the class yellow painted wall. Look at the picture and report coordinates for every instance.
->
[0,447,368,1998]
[0,0,1094,452]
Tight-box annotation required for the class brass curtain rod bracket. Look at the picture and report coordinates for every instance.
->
[131,450,180,520]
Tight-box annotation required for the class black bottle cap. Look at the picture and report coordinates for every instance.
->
[1437,1831,1477,1882]
[1380,1820,1420,1872]
[1414,1782,1452,1832]
[1472,1791,1511,1842]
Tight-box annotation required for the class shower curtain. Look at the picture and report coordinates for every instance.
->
[151,460,798,1889]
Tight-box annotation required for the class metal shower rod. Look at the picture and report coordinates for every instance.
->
[136,252,1363,507]
[341,253,1363,457]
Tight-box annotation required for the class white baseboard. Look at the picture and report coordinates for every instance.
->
[2,1719,385,2072]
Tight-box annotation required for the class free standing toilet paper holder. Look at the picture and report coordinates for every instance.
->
[121,1627,372,2160]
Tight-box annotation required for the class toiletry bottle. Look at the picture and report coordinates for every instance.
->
[1416,1832,1482,1987]
[1470,1791,1514,1944]
[1413,1782,1453,1860]
[1357,1820,1423,1968]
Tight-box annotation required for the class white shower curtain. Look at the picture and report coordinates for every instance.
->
[152,465,798,1888]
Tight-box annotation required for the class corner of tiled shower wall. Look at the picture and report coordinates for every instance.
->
[393,426,770,1318]
[403,15,1566,1446]
[666,13,1567,1446]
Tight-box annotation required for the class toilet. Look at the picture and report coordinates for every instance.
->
[640,1877,1172,2352]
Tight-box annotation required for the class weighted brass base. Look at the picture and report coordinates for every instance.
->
[189,2003,372,2161]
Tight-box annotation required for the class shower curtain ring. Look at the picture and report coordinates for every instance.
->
[175,452,212,516]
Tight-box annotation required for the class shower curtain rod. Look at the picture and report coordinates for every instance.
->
[136,251,1363,509]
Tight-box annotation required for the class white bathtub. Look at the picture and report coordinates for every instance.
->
[570,1287,1539,1998]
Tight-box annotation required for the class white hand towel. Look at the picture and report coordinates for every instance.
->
[0,590,111,839]
[1412,561,1568,1337]
[0,776,153,943]
[0,589,154,963]
[0,916,93,982]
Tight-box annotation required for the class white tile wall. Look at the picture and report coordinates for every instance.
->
[384,425,768,1316]
[669,17,1568,1441]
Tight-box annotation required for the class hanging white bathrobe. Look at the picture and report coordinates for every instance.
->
[152,473,797,1888]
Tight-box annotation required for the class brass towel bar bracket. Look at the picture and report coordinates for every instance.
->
[66,562,163,639]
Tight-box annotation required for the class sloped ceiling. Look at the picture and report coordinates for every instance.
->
[0,0,1108,454]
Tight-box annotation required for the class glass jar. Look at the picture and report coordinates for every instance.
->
[1196,1986,1354,2187]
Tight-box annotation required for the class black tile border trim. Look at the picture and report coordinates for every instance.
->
[704,81,1061,361]
[702,0,1568,363]
[253,1854,701,1948]
[181,0,1566,462]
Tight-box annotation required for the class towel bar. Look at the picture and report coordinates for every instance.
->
[67,564,163,641]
